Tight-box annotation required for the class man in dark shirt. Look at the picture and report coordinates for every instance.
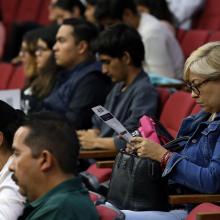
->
[77,24,159,150]
[10,112,99,220]
[42,18,111,130]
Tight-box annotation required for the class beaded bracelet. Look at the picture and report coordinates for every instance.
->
[160,150,172,171]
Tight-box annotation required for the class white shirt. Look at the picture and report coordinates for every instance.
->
[0,156,25,220]
[138,13,184,78]
[166,0,205,30]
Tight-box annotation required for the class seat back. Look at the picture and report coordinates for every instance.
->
[208,31,220,42]
[80,164,112,192]
[14,0,42,23]
[160,91,196,138]
[186,202,220,220]
[0,62,14,89]
[8,65,25,89]
[37,0,50,25]
[96,204,125,220]
[156,87,171,116]
[181,30,210,59]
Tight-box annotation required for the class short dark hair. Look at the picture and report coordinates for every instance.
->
[95,0,137,21]
[62,18,98,47]
[0,101,25,150]
[22,112,80,174]
[93,23,145,67]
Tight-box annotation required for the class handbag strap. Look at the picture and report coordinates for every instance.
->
[163,136,190,152]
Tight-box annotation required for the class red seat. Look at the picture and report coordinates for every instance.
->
[208,31,220,42]
[156,87,171,116]
[193,0,220,30]
[160,91,196,138]
[176,28,187,44]
[96,204,125,220]
[181,30,210,59]
[0,62,14,89]
[8,65,25,89]
[186,203,220,220]
[197,17,220,31]
[37,0,50,25]
[0,0,19,25]
[89,191,105,203]
[190,104,202,115]
[14,0,42,23]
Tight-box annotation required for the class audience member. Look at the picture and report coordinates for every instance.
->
[122,41,220,220]
[10,112,99,220]
[166,0,205,30]
[42,18,111,130]
[22,24,61,114]
[84,0,97,24]
[19,28,42,89]
[77,24,158,150]
[53,0,86,24]
[0,101,25,219]
[134,0,175,34]
[94,0,184,78]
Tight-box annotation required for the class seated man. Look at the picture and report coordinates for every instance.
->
[77,24,159,151]
[43,18,111,130]
[10,112,98,220]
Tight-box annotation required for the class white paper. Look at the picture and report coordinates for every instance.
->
[92,105,133,143]
[0,89,21,109]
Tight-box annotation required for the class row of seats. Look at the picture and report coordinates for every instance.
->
[0,0,50,26]
[0,63,25,90]
[177,29,220,59]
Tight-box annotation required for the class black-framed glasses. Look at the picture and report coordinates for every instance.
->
[185,78,211,96]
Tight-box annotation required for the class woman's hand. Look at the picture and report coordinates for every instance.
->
[129,137,167,162]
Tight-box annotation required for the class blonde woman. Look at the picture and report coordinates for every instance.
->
[123,41,220,220]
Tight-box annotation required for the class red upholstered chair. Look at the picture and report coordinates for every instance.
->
[208,31,220,42]
[191,104,202,115]
[96,204,125,220]
[181,30,210,59]
[156,87,172,116]
[80,164,112,192]
[186,203,220,220]
[160,91,196,138]
[8,65,25,89]
[176,28,187,44]
[0,62,14,89]
[14,0,42,23]
[37,0,50,25]
[89,191,105,204]
[0,0,19,25]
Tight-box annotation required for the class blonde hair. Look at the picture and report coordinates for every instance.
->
[183,41,220,81]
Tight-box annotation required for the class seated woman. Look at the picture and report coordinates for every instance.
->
[0,101,26,219]
[22,24,61,113]
[123,41,220,220]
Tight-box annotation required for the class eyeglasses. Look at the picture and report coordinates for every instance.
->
[185,78,211,95]
[36,46,50,55]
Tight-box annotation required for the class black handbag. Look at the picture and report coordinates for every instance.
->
[107,136,190,211]
[107,150,169,211]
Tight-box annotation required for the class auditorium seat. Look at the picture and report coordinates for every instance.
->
[8,65,25,89]
[14,0,42,23]
[0,62,14,89]
[208,31,220,42]
[37,0,50,25]
[160,91,197,138]
[181,30,210,59]
[96,204,125,220]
